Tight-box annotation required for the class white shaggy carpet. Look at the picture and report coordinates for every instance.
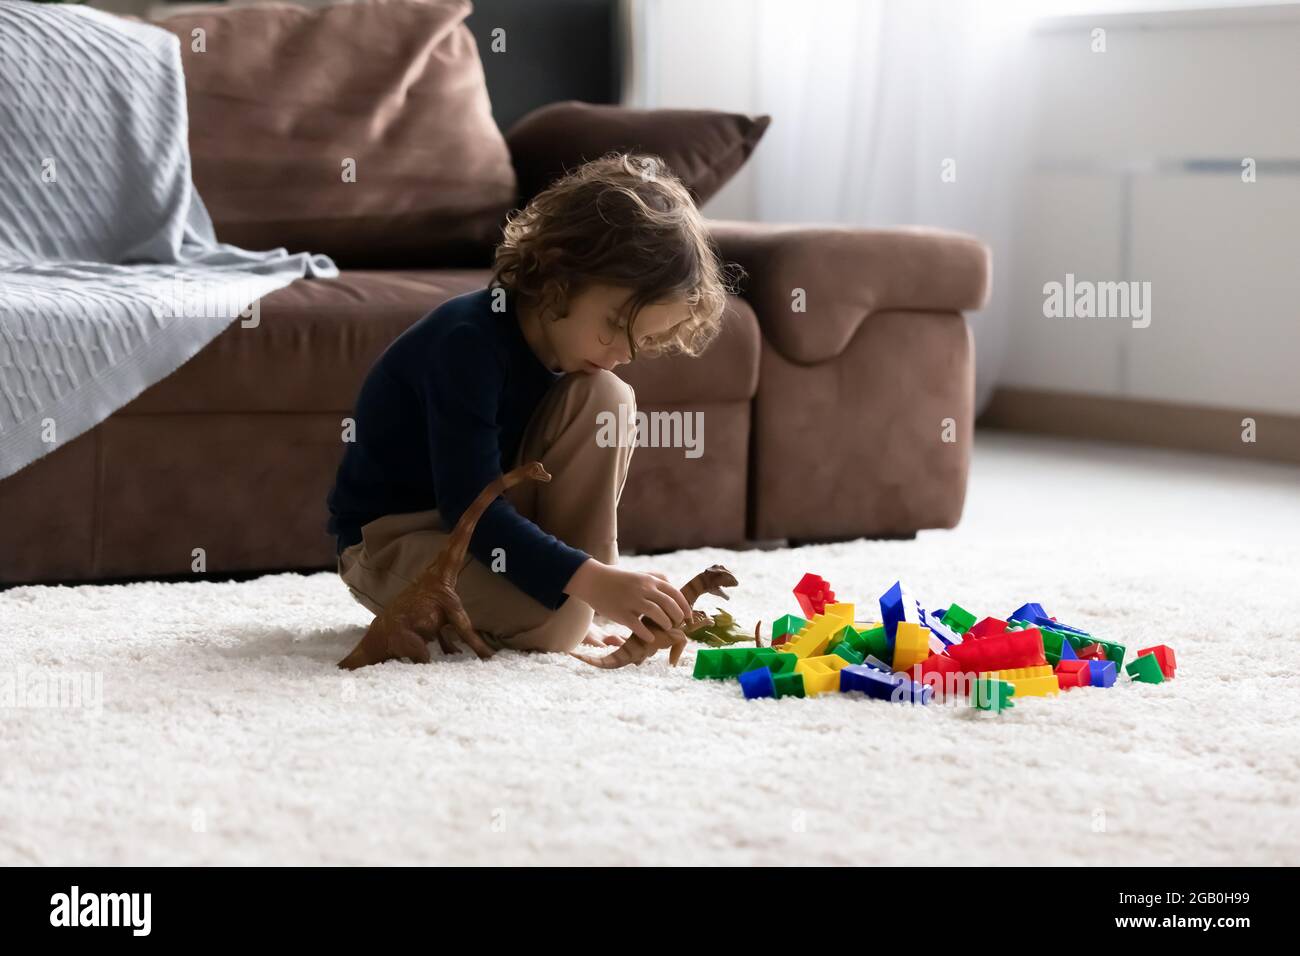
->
[3,432,1298,866]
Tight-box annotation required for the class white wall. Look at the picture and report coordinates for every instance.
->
[1007,5,1300,415]
[633,0,1300,416]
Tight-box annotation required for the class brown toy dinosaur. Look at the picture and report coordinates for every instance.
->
[569,565,739,669]
[337,460,552,670]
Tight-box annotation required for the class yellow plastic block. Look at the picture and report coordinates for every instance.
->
[984,666,1060,697]
[795,655,849,695]
[892,621,930,672]
[781,612,847,659]
[824,602,855,625]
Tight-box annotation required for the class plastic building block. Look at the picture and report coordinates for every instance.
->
[966,617,1008,639]
[985,664,1060,697]
[879,581,923,644]
[828,624,867,655]
[1088,659,1117,688]
[891,622,931,673]
[772,671,805,699]
[1126,654,1165,684]
[771,613,808,644]
[824,602,856,626]
[832,642,865,665]
[693,646,783,680]
[856,625,890,661]
[743,648,791,676]
[948,628,1046,672]
[739,667,775,699]
[780,610,851,659]
[1039,627,1079,666]
[1054,659,1091,689]
[1019,612,1092,638]
[970,676,1015,712]
[913,652,970,699]
[793,573,836,619]
[796,655,850,696]
[926,617,962,649]
[764,651,799,675]
[940,603,977,635]
[839,665,932,704]
[1137,644,1176,679]
[1076,642,1107,661]
[1010,603,1048,623]
[840,665,902,700]
[1096,640,1127,668]
[863,655,892,673]
[932,607,948,622]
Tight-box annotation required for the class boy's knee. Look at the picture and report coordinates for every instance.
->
[568,369,635,416]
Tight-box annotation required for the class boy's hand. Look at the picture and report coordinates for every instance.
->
[565,560,691,645]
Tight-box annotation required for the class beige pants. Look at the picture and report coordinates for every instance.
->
[337,369,636,654]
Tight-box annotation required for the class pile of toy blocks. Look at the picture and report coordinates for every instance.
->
[692,573,1177,713]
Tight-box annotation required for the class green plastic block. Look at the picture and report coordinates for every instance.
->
[1064,633,1090,652]
[693,647,760,680]
[772,672,805,699]
[832,642,864,665]
[970,676,1015,712]
[739,648,782,676]
[858,625,889,659]
[941,603,976,635]
[767,652,798,675]
[1100,641,1127,668]
[1126,653,1163,684]
[772,613,808,640]
[840,625,870,654]
[1039,627,1073,665]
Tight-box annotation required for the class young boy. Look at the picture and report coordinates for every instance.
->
[326,153,735,657]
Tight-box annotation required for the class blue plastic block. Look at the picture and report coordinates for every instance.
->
[1059,638,1078,661]
[1025,612,1091,637]
[840,665,905,700]
[739,667,776,700]
[898,678,934,705]
[1010,603,1048,623]
[880,581,922,647]
[863,655,892,673]
[932,607,948,621]
[840,665,932,705]
[926,618,962,648]
[1088,660,1117,688]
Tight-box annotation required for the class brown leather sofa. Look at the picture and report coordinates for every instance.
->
[0,0,990,585]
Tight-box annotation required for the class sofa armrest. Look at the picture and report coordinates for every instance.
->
[707,219,992,364]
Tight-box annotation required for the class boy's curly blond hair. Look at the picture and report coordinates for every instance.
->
[490,152,743,360]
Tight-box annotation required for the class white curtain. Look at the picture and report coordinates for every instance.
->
[756,0,1039,413]
[634,0,1040,414]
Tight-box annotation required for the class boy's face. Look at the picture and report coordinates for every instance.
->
[536,283,691,374]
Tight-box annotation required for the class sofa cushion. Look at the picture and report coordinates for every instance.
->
[154,0,514,268]
[121,271,760,415]
[506,101,771,208]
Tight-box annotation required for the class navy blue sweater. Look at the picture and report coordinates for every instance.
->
[326,285,592,610]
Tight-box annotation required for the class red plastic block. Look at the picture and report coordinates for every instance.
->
[1076,642,1107,660]
[966,617,1009,640]
[1054,659,1091,689]
[948,627,1046,672]
[912,653,970,699]
[793,573,836,619]
[1137,644,1176,679]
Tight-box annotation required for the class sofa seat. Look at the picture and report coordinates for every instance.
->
[0,270,761,583]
